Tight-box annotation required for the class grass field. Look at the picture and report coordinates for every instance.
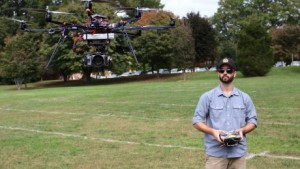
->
[1,67,300,169]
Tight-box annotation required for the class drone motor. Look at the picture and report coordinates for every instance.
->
[135,10,142,18]
[169,19,176,27]
[45,12,52,22]
[20,22,27,30]
[84,1,92,10]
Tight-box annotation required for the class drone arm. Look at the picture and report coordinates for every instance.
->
[21,29,52,33]
[47,20,83,30]
[47,20,65,25]
[112,30,141,37]
[113,25,175,32]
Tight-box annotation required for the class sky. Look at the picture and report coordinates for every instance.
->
[160,0,219,18]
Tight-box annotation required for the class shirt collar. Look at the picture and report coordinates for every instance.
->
[217,85,239,97]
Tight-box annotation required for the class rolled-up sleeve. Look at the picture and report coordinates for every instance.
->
[192,93,210,125]
[245,94,258,127]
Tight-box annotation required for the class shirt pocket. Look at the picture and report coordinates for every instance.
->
[232,104,246,119]
[209,104,224,119]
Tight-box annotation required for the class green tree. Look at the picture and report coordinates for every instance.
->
[237,16,273,76]
[134,30,173,74]
[170,23,195,79]
[213,0,300,42]
[271,25,300,63]
[186,12,217,67]
[218,41,236,61]
[0,33,43,89]
[118,0,161,8]
[108,36,133,75]
[133,11,174,74]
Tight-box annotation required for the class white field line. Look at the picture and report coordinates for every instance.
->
[0,107,186,122]
[263,154,300,160]
[93,101,300,110]
[247,151,300,160]
[261,122,299,126]
[256,107,300,110]
[0,126,202,151]
[1,107,299,125]
[247,151,269,159]
[96,102,300,110]
[1,126,300,160]
[0,107,86,115]
[93,102,300,110]
[99,101,196,107]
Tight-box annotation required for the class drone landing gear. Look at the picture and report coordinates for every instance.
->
[45,30,69,69]
[122,30,139,65]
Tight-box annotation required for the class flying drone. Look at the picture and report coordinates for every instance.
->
[10,0,176,76]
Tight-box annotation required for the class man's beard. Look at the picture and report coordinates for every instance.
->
[219,75,234,84]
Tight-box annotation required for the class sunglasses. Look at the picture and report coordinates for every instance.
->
[217,68,234,74]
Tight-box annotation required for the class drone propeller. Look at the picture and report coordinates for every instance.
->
[9,18,27,23]
[136,7,160,12]
[91,14,107,19]
[116,7,159,11]
[24,7,74,15]
[81,0,119,4]
[115,7,161,19]
[81,0,121,7]
[8,18,28,29]
[36,9,73,15]
[49,11,74,15]
[47,5,74,14]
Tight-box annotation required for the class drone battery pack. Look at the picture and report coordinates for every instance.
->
[83,33,115,40]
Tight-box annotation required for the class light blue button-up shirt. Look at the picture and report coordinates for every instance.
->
[192,85,257,158]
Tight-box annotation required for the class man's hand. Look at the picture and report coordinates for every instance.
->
[212,129,225,143]
[235,128,244,141]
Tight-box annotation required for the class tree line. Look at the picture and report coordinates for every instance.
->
[0,0,299,89]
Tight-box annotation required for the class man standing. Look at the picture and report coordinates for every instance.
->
[192,58,257,169]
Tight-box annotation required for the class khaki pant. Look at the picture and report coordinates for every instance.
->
[205,155,246,169]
